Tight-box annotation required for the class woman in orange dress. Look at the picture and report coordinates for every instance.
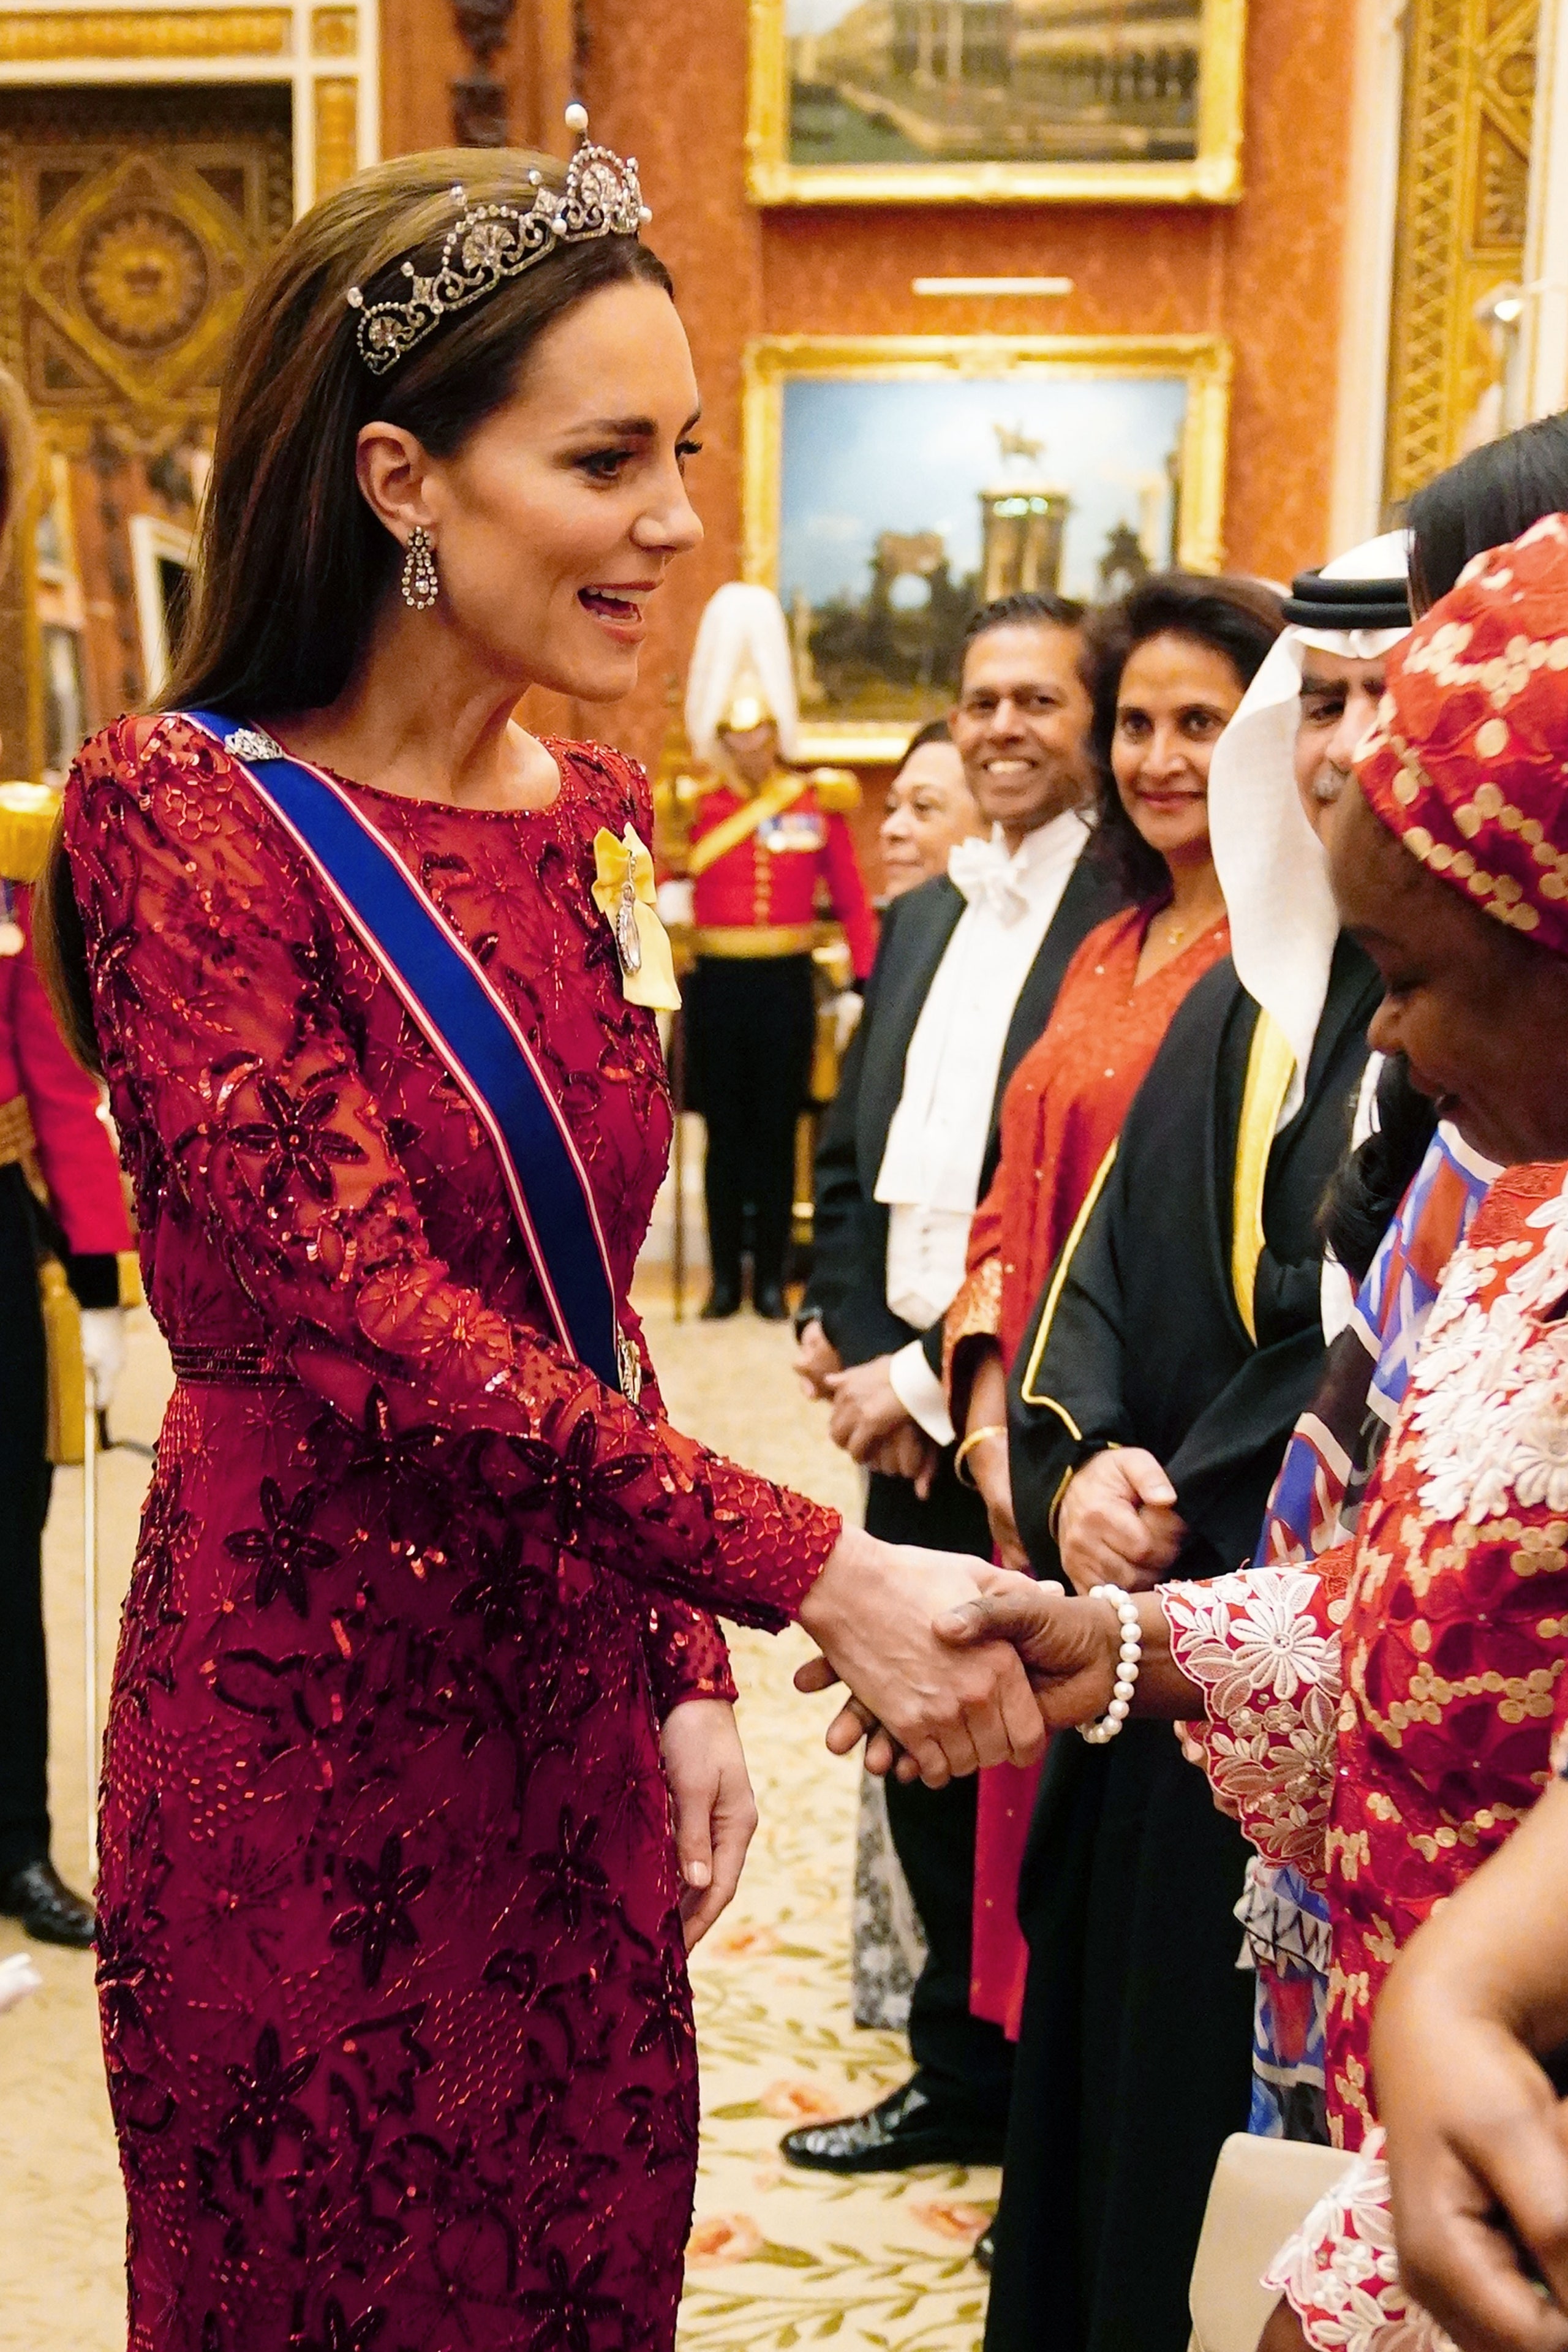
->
[944,571,1284,2040]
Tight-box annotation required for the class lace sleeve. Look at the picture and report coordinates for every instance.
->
[1159,1562,1345,1884]
[1262,2130,1450,2350]
[65,717,839,1632]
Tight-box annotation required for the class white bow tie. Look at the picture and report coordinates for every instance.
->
[949,835,1030,923]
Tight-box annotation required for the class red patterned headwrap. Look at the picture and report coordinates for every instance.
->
[1355,510,1568,956]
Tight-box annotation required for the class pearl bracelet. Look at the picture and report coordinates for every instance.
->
[1077,1584,1143,1746]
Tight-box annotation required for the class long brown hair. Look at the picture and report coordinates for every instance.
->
[37,146,676,1070]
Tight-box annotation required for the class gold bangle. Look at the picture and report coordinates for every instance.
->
[954,1424,1005,1488]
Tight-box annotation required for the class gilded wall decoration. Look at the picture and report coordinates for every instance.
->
[311,7,360,56]
[0,86,292,774]
[0,12,292,63]
[746,0,1249,205]
[1384,0,1537,510]
[314,78,360,194]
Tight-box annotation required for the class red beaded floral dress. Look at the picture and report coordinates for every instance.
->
[64,714,840,2352]
[1158,1159,1568,2350]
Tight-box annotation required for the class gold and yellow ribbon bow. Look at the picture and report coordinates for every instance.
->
[591,823,682,1012]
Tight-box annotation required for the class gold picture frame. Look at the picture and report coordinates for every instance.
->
[743,333,1232,761]
[746,0,1248,206]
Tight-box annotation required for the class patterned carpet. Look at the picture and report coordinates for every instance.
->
[680,1621,994,2352]
[0,1260,993,2351]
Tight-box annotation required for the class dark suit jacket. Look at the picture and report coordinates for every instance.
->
[807,846,1125,1378]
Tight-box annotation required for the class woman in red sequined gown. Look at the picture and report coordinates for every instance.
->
[42,140,1041,2352]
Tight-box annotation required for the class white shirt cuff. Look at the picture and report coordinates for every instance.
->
[888,1340,956,1448]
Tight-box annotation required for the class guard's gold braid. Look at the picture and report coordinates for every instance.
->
[685,775,804,877]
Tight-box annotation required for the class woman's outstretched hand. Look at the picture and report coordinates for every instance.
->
[798,1573,1207,1778]
[659,1698,758,1951]
[796,1530,1046,1789]
[932,1572,1120,1724]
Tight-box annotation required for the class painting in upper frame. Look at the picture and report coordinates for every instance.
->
[747,0,1247,204]
[742,334,1231,761]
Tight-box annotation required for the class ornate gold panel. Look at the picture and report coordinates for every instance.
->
[314,78,358,194]
[311,7,359,57]
[0,86,292,773]
[0,12,292,64]
[1384,0,1537,510]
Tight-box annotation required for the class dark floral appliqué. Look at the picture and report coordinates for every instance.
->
[517,2245,623,2352]
[330,1833,435,1988]
[228,1068,368,1204]
[224,1478,337,1617]
[217,2024,317,2179]
[504,1408,652,1553]
[528,1807,610,1934]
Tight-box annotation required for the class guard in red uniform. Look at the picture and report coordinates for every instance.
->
[662,585,876,1319]
[0,785,130,1945]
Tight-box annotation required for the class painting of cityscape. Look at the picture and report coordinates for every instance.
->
[744,338,1231,756]
[747,0,1246,202]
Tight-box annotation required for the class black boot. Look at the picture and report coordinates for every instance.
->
[0,1859,95,1948]
[753,1282,788,1322]
[700,1282,742,1321]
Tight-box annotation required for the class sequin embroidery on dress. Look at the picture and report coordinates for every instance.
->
[64,714,840,2352]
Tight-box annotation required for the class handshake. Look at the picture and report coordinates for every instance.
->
[792,1521,1145,1789]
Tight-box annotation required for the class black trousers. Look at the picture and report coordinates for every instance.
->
[0,1166,53,1879]
[866,1461,1015,2128]
[685,955,815,1295]
[984,1721,1255,2352]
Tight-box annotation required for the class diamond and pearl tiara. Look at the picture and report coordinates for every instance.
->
[346,103,652,377]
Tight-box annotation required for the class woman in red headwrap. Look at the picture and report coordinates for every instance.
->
[929,512,1568,2351]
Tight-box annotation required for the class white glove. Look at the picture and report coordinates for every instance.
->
[656,879,694,927]
[79,1305,126,1410]
[0,1953,42,2014]
[831,989,864,1055]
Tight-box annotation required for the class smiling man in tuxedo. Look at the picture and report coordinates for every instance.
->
[786,588,1123,2174]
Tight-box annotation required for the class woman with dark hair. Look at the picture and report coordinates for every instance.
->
[875,717,982,903]
[1406,408,1568,611]
[1316,417,1568,1275]
[941,572,1283,2046]
[941,508,1568,2352]
[35,124,1039,2350]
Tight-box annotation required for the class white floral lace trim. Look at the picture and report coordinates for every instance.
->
[1161,1570,1339,1877]
[1264,2133,1455,2352]
[1409,1178,1568,1526]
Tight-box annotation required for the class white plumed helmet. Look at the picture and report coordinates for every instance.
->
[684,582,800,767]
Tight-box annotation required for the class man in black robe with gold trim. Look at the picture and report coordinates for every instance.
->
[982,545,1412,2352]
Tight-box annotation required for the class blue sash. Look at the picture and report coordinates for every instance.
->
[185,712,633,1398]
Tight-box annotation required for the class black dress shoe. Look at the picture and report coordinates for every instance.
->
[753,1283,789,1321]
[700,1284,742,1321]
[0,1860,96,1948]
[780,2080,1006,2173]
[973,2225,995,2274]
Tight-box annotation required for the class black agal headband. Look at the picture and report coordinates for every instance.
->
[1280,570,1412,634]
